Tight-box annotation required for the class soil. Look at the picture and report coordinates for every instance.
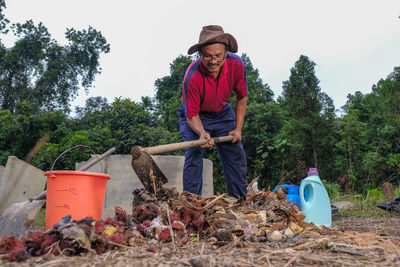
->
[1,214,399,267]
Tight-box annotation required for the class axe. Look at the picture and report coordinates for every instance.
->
[131,136,233,193]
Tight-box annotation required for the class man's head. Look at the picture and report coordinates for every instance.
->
[188,25,238,75]
[199,43,227,74]
[188,25,238,55]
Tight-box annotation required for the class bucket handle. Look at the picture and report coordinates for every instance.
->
[50,145,104,175]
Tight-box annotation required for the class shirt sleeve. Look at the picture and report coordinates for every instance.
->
[234,61,248,99]
[184,78,201,118]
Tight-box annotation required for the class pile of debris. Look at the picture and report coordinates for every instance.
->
[0,186,315,262]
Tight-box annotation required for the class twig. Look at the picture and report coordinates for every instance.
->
[256,253,272,267]
[332,242,385,251]
[256,254,272,266]
[108,241,136,250]
[179,192,226,212]
[294,238,329,250]
[266,255,272,266]
[299,254,344,264]
[149,169,158,200]
[283,255,298,267]
[200,243,205,255]
[44,241,60,257]
[330,246,364,256]
[58,247,75,257]
[166,205,176,251]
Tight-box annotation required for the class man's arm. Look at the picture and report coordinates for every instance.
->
[229,96,247,143]
[186,116,214,148]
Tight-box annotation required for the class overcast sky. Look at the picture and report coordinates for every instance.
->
[3,0,400,112]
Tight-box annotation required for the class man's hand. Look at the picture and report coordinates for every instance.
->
[229,128,242,143]
[187,116,214,148]
[200,131,214,148]
[231,95,246,144]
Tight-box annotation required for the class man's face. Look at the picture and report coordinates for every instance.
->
[200,43,227,75]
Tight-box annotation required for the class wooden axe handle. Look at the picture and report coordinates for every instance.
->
[144,135,234,155]
[77,147,116,171]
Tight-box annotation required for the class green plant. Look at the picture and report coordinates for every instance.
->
[387,153,400,176]
[334,221,344,226]
[323,180,342,202]
[366,188,385,203]
[394,184,400,197]
[34,208,46,228]
[336,188,388,218]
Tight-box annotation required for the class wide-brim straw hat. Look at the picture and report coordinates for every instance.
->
[188,25,238,55]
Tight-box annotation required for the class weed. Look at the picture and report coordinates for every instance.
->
[335,190,388,218]
[34,208,46,227]
[323,180,342,202]
[394,184,400,198]
[334,221,344,226]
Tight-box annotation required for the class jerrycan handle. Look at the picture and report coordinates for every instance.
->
[299,182,312,211]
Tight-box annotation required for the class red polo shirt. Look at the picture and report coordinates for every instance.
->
[182,52,248,118]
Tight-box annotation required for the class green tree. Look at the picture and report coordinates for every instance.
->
[0,1,110,113]
[74,97,180,154]
[241,53,273,104]
[335,106,368,189]
[0,0,9,34]
[154,55,193,131]
[373,67,400,121]
[32,130,93,171]
[335,66,400,190]
[0,106,70,165]
[278,55,336,180]
[73,96,111,130]
[243,102,285,189]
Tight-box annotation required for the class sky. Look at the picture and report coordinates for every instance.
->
[3,0,400,112]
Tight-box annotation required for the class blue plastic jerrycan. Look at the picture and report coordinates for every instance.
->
[273,184,301,209]
[299,168,332,227]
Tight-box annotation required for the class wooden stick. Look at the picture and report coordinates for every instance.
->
[283,255,298,267]
[78,147,116,171]
[166,205,176,251]
[149,169,158,200]
[108,241,136,250]
[144,136,233,155]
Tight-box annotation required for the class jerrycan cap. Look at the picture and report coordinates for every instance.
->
[308,168,319,176]
[305,168,322,184]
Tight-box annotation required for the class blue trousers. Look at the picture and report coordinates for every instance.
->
[178,103,247,198]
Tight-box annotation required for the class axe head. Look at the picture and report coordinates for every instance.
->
[131,146,168,193]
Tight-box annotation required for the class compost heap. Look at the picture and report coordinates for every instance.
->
[0,185,315,262]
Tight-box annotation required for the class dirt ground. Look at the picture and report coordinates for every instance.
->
[1,214,400,267]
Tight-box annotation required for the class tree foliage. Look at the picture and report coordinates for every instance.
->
[241,53,273,104]
[0,2,110,113]
[278,55,336,180]
[0,0,9,34]
[335,67,400,190]
[154,55,193,131]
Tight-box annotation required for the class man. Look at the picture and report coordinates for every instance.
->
[178,25,248,198]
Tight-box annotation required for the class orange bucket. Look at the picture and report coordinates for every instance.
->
[44,171,110,229]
